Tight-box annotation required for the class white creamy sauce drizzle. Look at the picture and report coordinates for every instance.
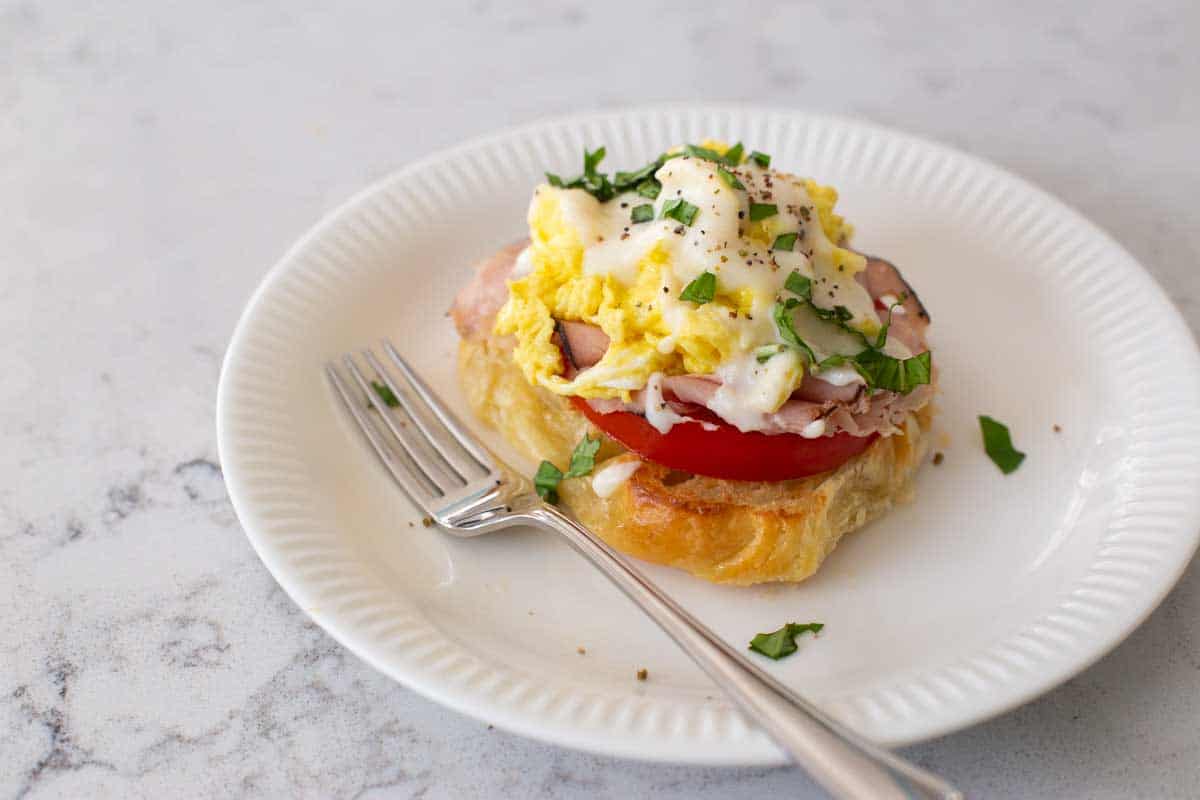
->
[881,335,913,360]
[642,372,690,433]
[591,459,642,498]
[707,349,803,433]
[511,246,535,278]
[801,418,827,438]
[813,364,865,387]
[571,155,872,359]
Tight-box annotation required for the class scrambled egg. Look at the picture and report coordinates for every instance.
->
[494,141,878,408]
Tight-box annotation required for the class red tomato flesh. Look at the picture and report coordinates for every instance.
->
[570,397,877,482]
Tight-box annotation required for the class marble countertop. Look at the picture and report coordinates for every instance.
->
[4,1,1198,797]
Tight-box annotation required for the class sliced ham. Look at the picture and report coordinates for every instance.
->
[661,374,719,406]
[450,241,525,339]
[883,313,926,355]
[556,320,610,370]
[857,254,930,326]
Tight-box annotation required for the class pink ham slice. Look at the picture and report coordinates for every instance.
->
[858,254,930,326]
[555,320,610,370]
[881,313,926,355]
[450,241,526,339]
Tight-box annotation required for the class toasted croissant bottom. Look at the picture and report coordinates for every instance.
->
[458,336,933,585]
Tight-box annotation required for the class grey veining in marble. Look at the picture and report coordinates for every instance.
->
[3,1,1199,797]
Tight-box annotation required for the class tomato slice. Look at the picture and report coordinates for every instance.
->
[570,397,877,482]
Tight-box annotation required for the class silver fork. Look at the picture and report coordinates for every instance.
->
[326,340,962,800]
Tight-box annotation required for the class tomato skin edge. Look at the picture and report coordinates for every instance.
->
[569,397,878,482]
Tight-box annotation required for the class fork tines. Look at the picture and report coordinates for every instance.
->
[325,340,499,518]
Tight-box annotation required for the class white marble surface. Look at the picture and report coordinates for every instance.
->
[3,1,1199,797]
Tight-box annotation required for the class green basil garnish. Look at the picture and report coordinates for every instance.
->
[853,348,932,395]
[534,435,602,503]
[371,381,400,408]
[636,178,661,199]
[679,271,717,304]
[566,435,601,478]
[661,197,699,226]
[748,202,778,221]
[717,166,745,190]
[534,461,564,503]
[749,622,824,660]
[783,270,811,298]
[979,416,1025,474]
[771,299,817,364]
[773,233,799,252]
[630,204,654,224]
[684,143,726,162]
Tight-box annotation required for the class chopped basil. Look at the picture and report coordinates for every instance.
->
[681,142,745,166]
[873,293,908,349]
[748,202,778,221]
[809,304,854,325]
[783,270,811,298]
[755,344,785,363]
[979,416,1025,474]
[578,146,615,201]
[636,178,662,199]
[748,622,824,660]
[630,204,654,224]
[853,348,932,395]
[772,295,933,395]
[749,150,771,168]
[717,166,745,190]
[684,143,726,162]
[371,381,400,408]
[661,197,699,226]
[613,160,661,189]
[546,145,767,203]
[534,435,601,503]
[771,299,817,364]
[583,146,606,175]
[567,435,601,478]
[679,271,717,304]
[546,147,616,202]
[816,353,852,370]
[773,233,799,252]
[534,461,563,503]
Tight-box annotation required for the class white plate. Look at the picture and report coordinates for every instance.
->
[217,107,1200,764]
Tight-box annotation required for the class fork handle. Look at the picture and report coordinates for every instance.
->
[527,505,961,800]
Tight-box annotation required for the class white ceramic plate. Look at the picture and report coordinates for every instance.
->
[217,107,1200,764]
